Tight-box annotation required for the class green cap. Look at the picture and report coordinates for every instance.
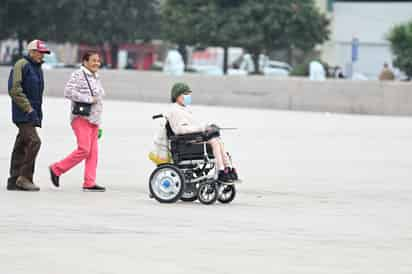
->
[171,82,191,102]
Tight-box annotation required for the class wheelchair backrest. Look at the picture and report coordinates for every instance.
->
[165,121,175,139]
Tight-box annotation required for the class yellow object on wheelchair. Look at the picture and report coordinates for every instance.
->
[148,152,171,165]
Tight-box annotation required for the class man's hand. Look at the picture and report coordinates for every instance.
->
[27,110,40,126]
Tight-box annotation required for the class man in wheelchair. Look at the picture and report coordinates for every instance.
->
[166,82,238,183]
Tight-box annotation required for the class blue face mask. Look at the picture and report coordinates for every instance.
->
[183,94,192,106]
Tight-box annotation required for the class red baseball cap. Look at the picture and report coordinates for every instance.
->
[27,40,51,54]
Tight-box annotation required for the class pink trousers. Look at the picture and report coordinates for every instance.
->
[51,117,98,187]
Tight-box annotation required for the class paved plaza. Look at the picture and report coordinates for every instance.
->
[0,95,411,274]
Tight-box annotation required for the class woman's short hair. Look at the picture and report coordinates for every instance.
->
[82,51,100,62]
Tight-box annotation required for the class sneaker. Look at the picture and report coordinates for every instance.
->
[7,177,19,191]
[218,170,232,183]
[16,176,40,191]
[49,166,60,187]
[83,184,106,192]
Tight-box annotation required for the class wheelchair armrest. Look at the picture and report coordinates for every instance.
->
[171,128,220,143]
[170,131,208,143]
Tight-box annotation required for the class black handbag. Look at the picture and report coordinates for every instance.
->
[72,71,94,116]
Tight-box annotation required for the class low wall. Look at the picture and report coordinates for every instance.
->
[1,67,411,116]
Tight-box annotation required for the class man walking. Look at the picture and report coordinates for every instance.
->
[379,63,395,81]
[6,39,50,191]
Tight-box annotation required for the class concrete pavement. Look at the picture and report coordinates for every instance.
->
[0,95,411,274]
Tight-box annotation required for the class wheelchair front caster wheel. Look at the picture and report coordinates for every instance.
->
[198,183,218,205]
[218,185,236,204]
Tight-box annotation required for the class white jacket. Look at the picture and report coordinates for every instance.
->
[166,103,206,135]
[64,66,105,125]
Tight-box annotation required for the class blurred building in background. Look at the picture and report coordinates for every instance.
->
[318,0,412,78]
[1,0,412,79]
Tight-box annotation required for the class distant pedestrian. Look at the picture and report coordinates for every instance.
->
[309,60,326,81]
[7,40,50,191]
[334,66,345,79]
[379,63,395,81]
[163,46,184,76]
[49,51,106,192]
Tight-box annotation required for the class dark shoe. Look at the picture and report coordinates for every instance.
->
[229,167,238,181]
[49,166,59,187]
[83,184,106,192]
[218,170,232,183]
[16,176,40,191]
[7,177,19,191]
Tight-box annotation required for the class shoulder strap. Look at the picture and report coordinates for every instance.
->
[82,70,94,96]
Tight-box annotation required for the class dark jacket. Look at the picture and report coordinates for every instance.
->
[8,56,44,127]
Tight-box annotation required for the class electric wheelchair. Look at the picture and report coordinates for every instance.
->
[149,114,237,205]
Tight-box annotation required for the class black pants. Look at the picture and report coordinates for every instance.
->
[8,123,41,183]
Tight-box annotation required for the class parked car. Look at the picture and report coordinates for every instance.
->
[187,65,224,76]
[229,54,292,76]
[262,60,292,76]
[42,52,64,70]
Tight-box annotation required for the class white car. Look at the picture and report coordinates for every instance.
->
[187,65,224,76]
[187,59,292,77]
[229,55,292,76]
[262,60,292,76]
[42,52,64,70]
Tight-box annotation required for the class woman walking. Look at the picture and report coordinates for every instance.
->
[49,51,105,191]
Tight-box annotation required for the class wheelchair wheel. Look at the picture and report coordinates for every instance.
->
[149,164,184,203]
[218,185,236,204]
[198,183,218,205]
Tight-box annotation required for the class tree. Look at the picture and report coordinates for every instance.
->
[0,1,12,40]
[388,20,412,79]
[45,0,159,68]
[162,0,246,73]
[0,0,97,58]
[230,0,330,73]
[63,0,161,68]
[0,0,45,55]
[0,0,161,67]
[162,0,330,74]
[0,0,78,56]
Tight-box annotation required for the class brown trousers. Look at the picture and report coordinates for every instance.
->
[8,123,41,183]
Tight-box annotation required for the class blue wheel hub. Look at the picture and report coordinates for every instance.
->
[162,179,171,188]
